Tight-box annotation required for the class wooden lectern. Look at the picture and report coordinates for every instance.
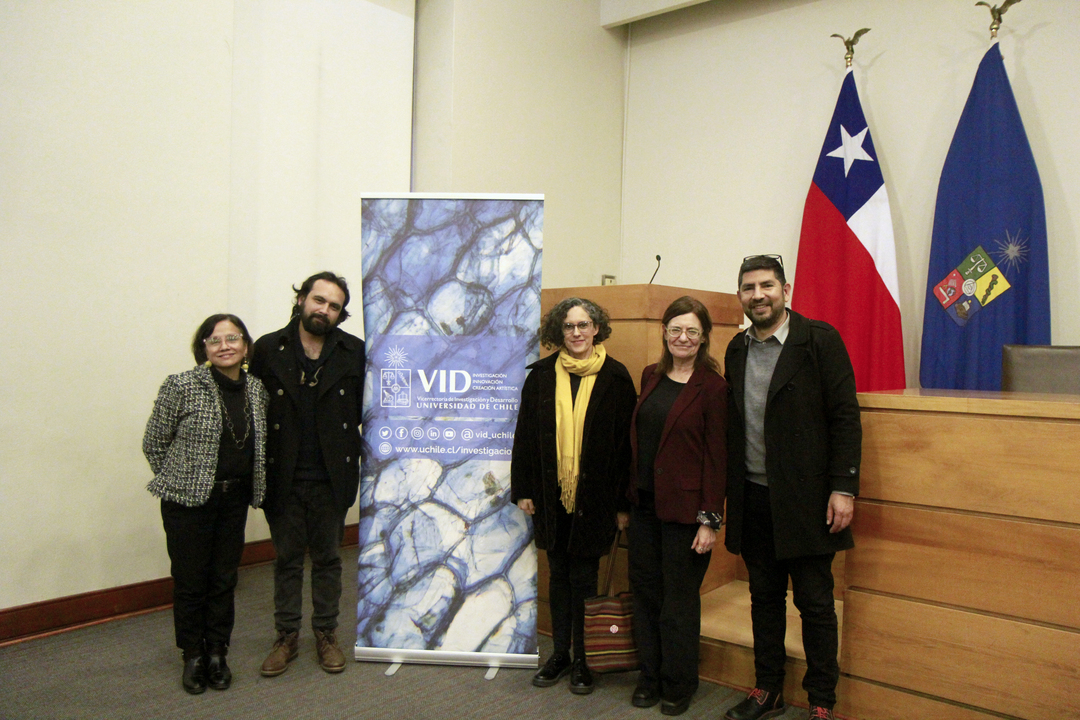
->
[539,284,744,389]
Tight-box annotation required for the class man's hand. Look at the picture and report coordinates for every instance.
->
[826,493,854,533]
[617,511,630,531]
[517,499,535,515]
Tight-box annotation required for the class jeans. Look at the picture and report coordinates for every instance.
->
[741,481,839,708]
[628,491,711,701]
[160,481,250,650]
[265,480,348,633]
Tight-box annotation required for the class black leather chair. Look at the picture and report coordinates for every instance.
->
[1001,345,1080,394]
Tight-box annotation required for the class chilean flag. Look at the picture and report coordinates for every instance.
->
[792,69,906,391]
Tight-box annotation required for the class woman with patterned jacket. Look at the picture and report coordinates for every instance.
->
[143,314,268,695]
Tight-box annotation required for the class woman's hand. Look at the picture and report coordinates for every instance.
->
[616,511,630,530]
[517,499,535,515]
[691,524,716,554]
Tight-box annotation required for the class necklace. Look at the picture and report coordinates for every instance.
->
[214,376,252,449]
[300,365,323,387]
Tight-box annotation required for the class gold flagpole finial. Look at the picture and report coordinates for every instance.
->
[976,0,1022,40]
[831,29,870,68]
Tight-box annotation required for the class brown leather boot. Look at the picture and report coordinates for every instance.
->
[314,629,346,673]
[259,630,299,677]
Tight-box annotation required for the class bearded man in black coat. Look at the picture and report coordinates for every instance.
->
[723,255,861,720]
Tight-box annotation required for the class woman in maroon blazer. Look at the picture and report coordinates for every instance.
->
[627,295,728,716]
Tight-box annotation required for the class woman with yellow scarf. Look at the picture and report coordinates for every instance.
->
[511,297,637,695]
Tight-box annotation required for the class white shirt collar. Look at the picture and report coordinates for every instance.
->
[744,309,790,345]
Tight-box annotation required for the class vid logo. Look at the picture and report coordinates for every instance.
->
[381,345,412,408]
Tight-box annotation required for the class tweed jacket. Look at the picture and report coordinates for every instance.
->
[628,363,728,524]
[143,365,269,508]
[723,309,861,560]
[510,351,638,558]
[250,318,366,515]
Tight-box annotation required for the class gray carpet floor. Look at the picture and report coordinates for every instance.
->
[0,547,812,720]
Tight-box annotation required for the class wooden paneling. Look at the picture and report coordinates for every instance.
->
[701,546,738,594]
[541,285,743,388]
[860,409,1080,522]
[700,637,812,714]
[849,503,1080,628]
[541,284,743,326]
[842,591,1080,719]
[699,580,847,662]
[859,389,1080,421]
[836,676,1000,720]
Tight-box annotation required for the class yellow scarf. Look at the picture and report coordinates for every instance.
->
[555,344,606,513]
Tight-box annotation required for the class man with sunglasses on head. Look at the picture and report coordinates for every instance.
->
[723,255,861,720]
[249,271,366,678]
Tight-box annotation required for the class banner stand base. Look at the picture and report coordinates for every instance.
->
[354,646,539,669]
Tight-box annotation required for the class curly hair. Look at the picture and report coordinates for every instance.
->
[291,271,351,323]
[539,297,613,350]
[655,295,721,375]
[192,314,254,365]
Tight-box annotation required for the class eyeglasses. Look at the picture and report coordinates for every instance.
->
[562,321,594,335]
[665,326,702,340]
[204,334,244,347]
[743,254,783,267]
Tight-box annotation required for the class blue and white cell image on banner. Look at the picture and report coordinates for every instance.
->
[358,196,542,659]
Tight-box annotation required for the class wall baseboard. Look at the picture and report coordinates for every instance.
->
[0,524,360,646]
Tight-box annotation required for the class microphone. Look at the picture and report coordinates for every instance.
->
[649,255,661,284]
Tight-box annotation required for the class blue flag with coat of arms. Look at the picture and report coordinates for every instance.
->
[920,43,1050,390]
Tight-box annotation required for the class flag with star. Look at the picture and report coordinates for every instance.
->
[792,68,905,391]
[919,43,1049,390]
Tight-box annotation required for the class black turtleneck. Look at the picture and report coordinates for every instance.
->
[211,369,254,481]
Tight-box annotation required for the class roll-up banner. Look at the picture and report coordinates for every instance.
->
[357,194,543,668]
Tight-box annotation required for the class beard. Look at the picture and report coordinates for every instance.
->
[300,309,335,336]
[746,300,785,330]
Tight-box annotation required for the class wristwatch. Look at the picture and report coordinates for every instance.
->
[696,510,721,530]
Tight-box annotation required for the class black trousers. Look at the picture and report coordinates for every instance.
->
[741,481,839,708]
[160,481,250,651]
[265,480,347,633]
[546,509,600,659]
[628,491,711,701]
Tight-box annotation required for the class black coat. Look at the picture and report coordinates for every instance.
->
[724,310,861,560]
[250,318,366,514]
[510,351,637,558]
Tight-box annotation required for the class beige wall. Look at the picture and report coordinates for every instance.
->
[620,0,1080,382]
[413,0,628,289]
[5,0,1078,612]
[0,1,236,608]
[0,0,413,610]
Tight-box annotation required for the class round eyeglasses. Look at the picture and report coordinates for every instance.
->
[665,326,702,340]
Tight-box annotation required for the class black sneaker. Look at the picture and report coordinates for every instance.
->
[532,651,572,687]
